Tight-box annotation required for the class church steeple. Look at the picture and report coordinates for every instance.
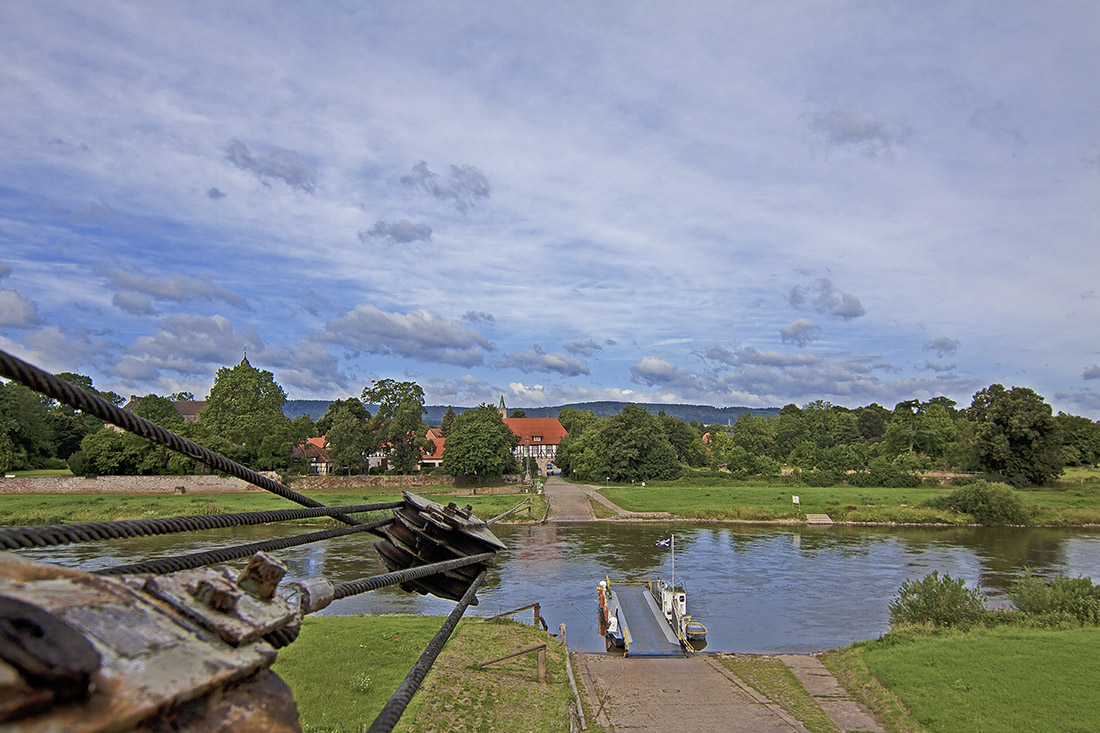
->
[498,394,507,419]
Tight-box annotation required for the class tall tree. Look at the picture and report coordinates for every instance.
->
[966,384,1063,487]
[326,407,376,475]
[316,397,371,435]
[441,404,519,481]
[200,356,291,469]
[439,406,457,437]
[1055,412,1100,467]
[362,379,431,474]
[600,404,680,481]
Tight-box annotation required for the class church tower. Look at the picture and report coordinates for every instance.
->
[498,395,507,419]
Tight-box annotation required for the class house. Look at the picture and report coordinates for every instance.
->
[291,437,332,475]
[110,395,207,431]
[503,416,567,475]
[420,428,446,470]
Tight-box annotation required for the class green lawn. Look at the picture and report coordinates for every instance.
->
[272,615,574,732]
[824,627,1100,733]
[0,488,545,526]
[598,480,1100,525]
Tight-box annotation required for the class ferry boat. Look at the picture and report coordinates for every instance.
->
[596,535,706,655]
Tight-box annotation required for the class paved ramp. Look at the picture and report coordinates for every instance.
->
[613,584,683,657]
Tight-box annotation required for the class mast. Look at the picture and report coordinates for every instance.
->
[671,533,675,591]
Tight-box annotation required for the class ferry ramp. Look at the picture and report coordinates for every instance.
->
[615,583,684,657]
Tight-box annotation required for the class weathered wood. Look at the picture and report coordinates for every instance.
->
[479,643,549,683]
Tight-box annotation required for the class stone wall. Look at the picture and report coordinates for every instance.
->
[0,474,276,494]
[0,472,525,494]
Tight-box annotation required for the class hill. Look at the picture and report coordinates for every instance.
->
[283,399,777,426]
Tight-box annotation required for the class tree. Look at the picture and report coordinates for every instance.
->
[509,408,527,418]
[966,384,1063,487]
[200,356,292,469]
[439,406,457,437]
[442,404,520,481]
[659,413,706,466]
[133,394,185,429]
[1056,412,1100,467]
[362,379,431,474]
[0,381,52,472]
[855,403,891,442]
[326,408,376,475]
[600,405,680,482]
[316,397,371,435]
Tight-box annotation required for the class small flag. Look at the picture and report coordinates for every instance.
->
[655,538,671,547]
[793,496,800,505]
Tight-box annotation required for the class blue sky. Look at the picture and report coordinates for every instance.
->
[2,2,1099,417]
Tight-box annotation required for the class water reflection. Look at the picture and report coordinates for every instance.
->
[12,522,1100,654]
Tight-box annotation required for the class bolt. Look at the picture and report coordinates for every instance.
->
[237,552,287,600]
[193,577,241,612]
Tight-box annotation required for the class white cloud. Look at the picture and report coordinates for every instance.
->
[496,344,590,376]
[0,289,42,328]
[317,306,491,367]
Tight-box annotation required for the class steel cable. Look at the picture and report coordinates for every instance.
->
[0,348,360,525]
[96,519,394,576]
[0,503,403,551]
[368,570,487,733]
[333,552,495,600]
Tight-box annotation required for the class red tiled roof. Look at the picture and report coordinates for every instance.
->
[423,429,445,460]
[502,417,568,445]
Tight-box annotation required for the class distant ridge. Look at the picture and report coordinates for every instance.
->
[283,399,778,425]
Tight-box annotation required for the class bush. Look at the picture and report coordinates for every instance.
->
[1008,571,1100,624]
[889,571,986,628]
[66,450,88,476]
[925,480,1030,525]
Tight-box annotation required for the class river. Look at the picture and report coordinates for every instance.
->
[14,521,1100,653]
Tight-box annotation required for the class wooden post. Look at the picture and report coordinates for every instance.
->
[537,646,546,683]
[533,603,541,630]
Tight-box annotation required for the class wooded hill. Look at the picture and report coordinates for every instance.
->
[282,399,779,425]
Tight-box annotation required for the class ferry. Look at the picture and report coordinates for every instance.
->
[597,578,707,655]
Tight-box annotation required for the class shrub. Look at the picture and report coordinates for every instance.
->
[925,480,1030,525]
[1008,570,1100,624]
[889,571,986,628]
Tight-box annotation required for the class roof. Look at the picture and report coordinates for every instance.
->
[121,395,207,422]
[292,440,330,462]
[503,417,568,445]
[423,429,445,460]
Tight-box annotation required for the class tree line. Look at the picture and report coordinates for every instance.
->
[3,357,1097,489]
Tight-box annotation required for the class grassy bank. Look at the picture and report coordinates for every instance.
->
[0,487,545,526]
[272,615,575,732]
[598,472,1100,525]
[822,626,1100,732]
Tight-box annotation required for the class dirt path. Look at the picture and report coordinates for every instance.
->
[577,654,809,732]
[541,476,672,522]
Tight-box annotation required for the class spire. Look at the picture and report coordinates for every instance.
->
[498,394,507,419]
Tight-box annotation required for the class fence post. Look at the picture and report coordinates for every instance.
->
[533,602,541,630]
[537,646,546,683]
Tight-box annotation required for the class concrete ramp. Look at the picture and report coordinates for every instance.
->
[614,584,684,657]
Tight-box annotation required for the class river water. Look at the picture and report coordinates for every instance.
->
[14,521,1100,654]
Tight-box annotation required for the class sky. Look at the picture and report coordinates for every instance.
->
[2,2,1099,418]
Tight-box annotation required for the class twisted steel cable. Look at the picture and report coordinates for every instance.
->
[0,502,403,551]
[0,347,360,525]
[96,519,394,576]
[333,552,495,600]
[368,570,487,733]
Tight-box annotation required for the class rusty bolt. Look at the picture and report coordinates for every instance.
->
[193,577,242,612]
[237,552,287,600]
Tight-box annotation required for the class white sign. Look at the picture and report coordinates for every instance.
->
[792,495,800,505]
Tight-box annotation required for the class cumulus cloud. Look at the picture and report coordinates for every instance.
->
[496,345,590,376]
[103,268,249,310]
[922,361,956,373]
[1083,365,1100,380]
[788,278,865,319]
[111,292,156,315]
[702,345,821,368]
[223,139,318,194]
[206,187,227,200]
[630,356,709,393]
[805,104,912,157]
[923,336,960,357]
[400,161,491,211]
[318,305,491,366]
[0,289,43,328]
[358,219,433,244]
[780,319,821,347]
[564,339,603,356]
[113,314,262,381]
[463,311,495,325]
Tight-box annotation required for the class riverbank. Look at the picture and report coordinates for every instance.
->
[0,485,546,526]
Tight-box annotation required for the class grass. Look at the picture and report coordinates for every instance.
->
[272,615,574,733]
[822,626,1100,733]
[0,488,546,526]
[587,496,619,519]
[717,654,839,733]
[597,473,1100,525]
[5,468,74,477]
